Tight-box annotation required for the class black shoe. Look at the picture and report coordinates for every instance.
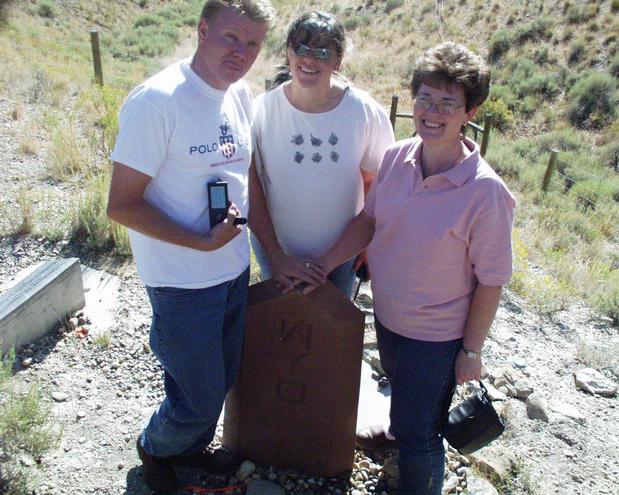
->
[172,445,241,475]
[136,435,178,495]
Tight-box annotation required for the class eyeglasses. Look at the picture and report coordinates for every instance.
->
[415,95,465,115]
[290,42,336,62]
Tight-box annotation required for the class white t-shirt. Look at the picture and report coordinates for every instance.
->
[252,84,394,257]
[110,59,253,288]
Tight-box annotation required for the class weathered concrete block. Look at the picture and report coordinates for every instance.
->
[0,258,85,355]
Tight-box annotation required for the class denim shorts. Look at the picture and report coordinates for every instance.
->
[139,267,249,458]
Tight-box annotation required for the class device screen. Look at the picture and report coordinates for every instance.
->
[210,186,227,209]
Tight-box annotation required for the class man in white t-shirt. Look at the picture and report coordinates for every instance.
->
[107,2,274,493]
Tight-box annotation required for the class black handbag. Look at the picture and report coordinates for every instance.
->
[441,381,505,455]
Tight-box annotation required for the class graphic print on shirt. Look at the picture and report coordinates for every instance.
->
[290,131,339,165]
[219,122,236,159]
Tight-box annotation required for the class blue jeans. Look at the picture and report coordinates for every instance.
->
[250,233,356,299]
[140,268,249,458]
[375,317,461,495]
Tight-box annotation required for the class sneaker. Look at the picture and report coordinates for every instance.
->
[172,445,241,475]
[136,435,178,495]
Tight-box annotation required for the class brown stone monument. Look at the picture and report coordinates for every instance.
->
[223,279,365,477]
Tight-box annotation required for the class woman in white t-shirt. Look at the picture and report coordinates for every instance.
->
[248,10,394,296]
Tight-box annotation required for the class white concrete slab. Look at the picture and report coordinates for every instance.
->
[356,359,391,430]
[81,266,119,336]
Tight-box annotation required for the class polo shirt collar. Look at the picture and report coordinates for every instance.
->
[404,136,480,187]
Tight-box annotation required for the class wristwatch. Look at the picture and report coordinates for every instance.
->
[461,346,480,359]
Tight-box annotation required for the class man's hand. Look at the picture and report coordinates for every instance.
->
[203,203,244,250]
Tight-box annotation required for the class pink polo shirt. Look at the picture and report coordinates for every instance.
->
[364,136,515,342]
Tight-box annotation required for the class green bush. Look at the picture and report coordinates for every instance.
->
[568,39,587,66]
[134,14,161,28]
[385,0,405,13]
[610,52,619,78]
[589,271,619,325]
[476,98,515,133]
[566,5,596,24]
[0,350,61,494]
[514,16,554,44]
[38,0,55,18]
[567,72,618,128]
[489,84,517,110]
[488,29,512,62]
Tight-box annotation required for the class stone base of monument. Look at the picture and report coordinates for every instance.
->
[223,279,365,477]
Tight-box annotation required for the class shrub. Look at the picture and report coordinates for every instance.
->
[0,350,61,494]
[610,52,619,78]
[568,39,587,66]
[613,0,619,13]
[567,72,618,128]
[514,16,554,44]
[589,270,619,325]
[385,0,405,13]
[566,5,596,24]
[476,98,515,133]
[489,84,517,110]
[134,14,161,28]
[38,0,55,18]
[488,29,512,62]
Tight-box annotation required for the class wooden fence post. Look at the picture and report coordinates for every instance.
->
[90,29,103,86]
[389,95,399,130]
[541,149,559,193]
[480,113,492,157]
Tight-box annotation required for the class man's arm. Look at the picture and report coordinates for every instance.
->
[247,156,323,289]
[455,283,503,385]
[107,162,242,251]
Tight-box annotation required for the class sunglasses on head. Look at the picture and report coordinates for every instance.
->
[291,42,336,62]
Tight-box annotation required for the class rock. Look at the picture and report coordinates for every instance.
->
[471,446,517,482]
[573,368,617,397]
[484,382,508,401]
[236,460,256,482]
[526,393,549,422]
[442,474,458,493]
[246,480,285,495]
[551,402,585,422]
[52,391,69,402]
[466,476,499,494]
[494,366,533,399]
[382,455,399,479]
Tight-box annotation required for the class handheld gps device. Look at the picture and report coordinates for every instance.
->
[207,180,247,227]
[208,180,229,227]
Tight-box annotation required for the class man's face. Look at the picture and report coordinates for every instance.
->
[193,8,268,90]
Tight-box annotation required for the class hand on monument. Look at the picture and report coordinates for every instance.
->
[271,252,326,294]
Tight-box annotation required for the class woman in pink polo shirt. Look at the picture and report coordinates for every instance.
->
[310,42,515,495]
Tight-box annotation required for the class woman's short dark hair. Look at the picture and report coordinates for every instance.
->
[411,42,490,111]
[271,11,348,88]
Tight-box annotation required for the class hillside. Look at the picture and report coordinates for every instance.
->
[0,1,617,495]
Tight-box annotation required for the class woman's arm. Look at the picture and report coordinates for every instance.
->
[304,211,376,294]
[248,155,324,290]
[455,283,503,385]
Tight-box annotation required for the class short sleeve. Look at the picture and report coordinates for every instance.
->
[469,182,516,286]
[358,95,395,174]
[110,93,170,178]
